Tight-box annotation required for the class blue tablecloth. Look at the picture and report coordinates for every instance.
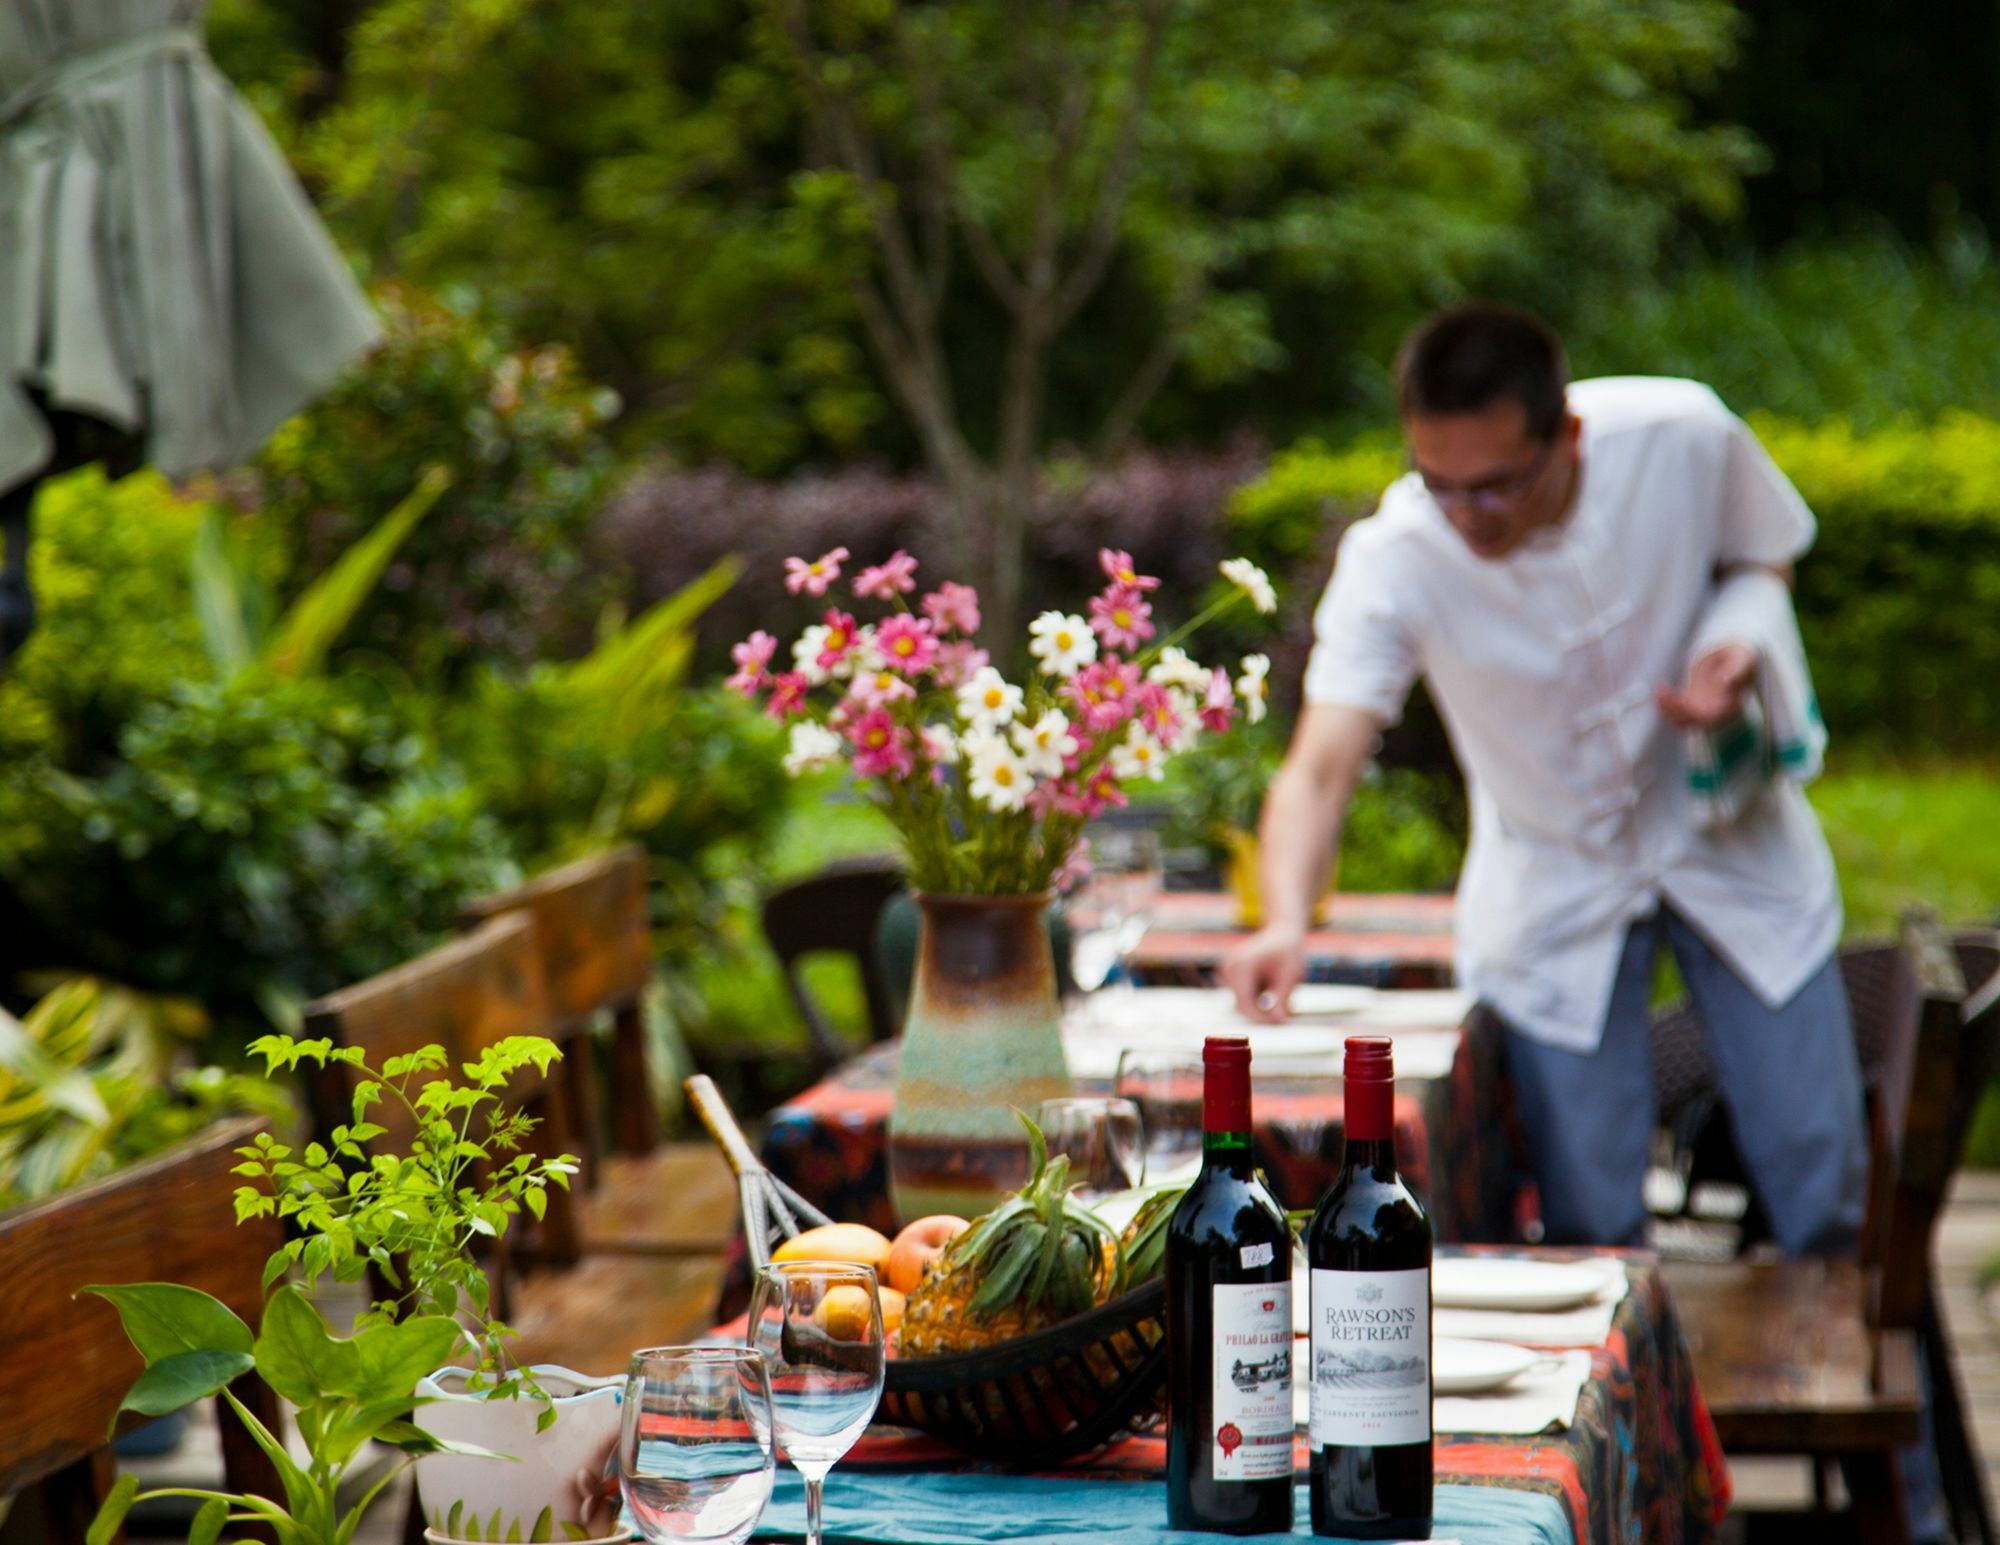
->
[756,1469,1570,1545]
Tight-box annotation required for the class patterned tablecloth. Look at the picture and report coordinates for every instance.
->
[720,1006,1521,1319]
[736,1250,1728,1545]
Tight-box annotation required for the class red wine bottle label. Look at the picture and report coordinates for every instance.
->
[1210,1280,1294,1481]
[1307,1267,1432,1447]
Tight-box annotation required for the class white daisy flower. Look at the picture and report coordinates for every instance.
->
[1146,644,1210,693]
[1162,688,1202,751]
[956,665,1025,728]
[1237,653,1271,724]
[1011,710,1079,778]
[1109,729,1170,783]
[967,735,1035,812]
[1220,556,1278,615]
[782,721,843,776]
[1027,611,1098,677]
[791,625,832,685]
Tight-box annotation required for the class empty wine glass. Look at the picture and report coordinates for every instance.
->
[1038,1095,1146,1200]
[1068,827,1164,1023]
[747,1261,887,1545]
[619,1346,775,1545]
[1113,1049,1207,1184]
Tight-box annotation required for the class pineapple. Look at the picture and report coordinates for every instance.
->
[901,1114,1117,1357]
[1112,1183,1188,1293]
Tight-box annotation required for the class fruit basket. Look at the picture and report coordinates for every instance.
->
[685,1074,1174,1468]
[881,1275,1167,1465]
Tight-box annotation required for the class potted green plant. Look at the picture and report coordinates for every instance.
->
[85,1032,625,1544]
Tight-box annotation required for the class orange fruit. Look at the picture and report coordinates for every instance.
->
[773,1223,893,1270]
[813,1283,878,1341]
[878,1286,907,1336]
[885,1215,970,1295]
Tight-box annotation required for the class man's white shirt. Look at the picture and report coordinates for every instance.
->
[1304,376,1841,1052]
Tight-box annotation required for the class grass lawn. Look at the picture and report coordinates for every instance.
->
[1810,755,2000,935]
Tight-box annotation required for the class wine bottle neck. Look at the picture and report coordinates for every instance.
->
[1340,1135,1398,1174]
[1202,1128,1255,1174]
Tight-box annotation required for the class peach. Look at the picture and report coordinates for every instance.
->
[886,1214,970,1295]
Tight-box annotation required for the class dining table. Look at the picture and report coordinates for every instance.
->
[1133,890,1457,986]
[720,983,1523,1320]
[726,1245,1729,1545]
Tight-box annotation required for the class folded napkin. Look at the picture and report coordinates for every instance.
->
[1432,1262,1629,1349]
[755,1469,1566,1545]
[1682,567,1826,831]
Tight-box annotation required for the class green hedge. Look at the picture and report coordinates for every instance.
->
[1227,414,2000,751]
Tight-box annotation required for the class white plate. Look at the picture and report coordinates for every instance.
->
[1431,1258,1612,1312]
[1432,1337,1545,1395]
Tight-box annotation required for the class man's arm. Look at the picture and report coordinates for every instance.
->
[1655,560,1793,729]
[1220,703,1382,1022]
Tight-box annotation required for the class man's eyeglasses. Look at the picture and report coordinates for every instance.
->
[1415,437,1558,515]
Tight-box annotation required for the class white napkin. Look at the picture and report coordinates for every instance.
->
[1433,1262,1630,1347]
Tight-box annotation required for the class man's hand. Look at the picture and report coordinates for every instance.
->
[1222,926,1308,1024]
[1656,642,1756,730]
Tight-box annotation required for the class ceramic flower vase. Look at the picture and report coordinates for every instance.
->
[889,892,1073,1223]
[413,1365,624,1543]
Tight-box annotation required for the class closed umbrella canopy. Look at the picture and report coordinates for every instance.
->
[0,0,378,496]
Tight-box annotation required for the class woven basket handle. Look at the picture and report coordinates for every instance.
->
[685,1074,765,1178]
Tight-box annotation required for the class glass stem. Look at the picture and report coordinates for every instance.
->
[805,1473,825,1545]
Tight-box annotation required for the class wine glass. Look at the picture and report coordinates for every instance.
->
[1038,1095,1146,1201]
[1113,1049,1206,1185]
[1069,827,1164,1022]
[619,1346,775,1545]
[746,1261,887,1545]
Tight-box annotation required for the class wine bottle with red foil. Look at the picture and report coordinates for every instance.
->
[1165,1036,1295,1534]
[1305,1035,1432,1540]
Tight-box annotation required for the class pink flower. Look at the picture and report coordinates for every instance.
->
[855,549,919,600]
[1099,548,1159,592]
[921,581,981,635]
[1200,667,1236,734]
[785,546,850,597]
[933,641,990,688]
[815,609,861,671]
[1065,660,1139,734]
[846,707,915,779]
[725,629,777,695]
[765,672,810,720]
[1089,585,1154,650]
[874,613,939,674]
[1051,841,1094,894]
[1133,681,1180,743]
[850,666,917,707]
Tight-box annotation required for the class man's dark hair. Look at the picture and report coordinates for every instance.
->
[1394,302,1569,441]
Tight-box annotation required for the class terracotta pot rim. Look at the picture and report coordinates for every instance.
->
[911,889,1053,907]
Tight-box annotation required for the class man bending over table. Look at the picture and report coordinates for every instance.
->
[1222,301,1866,1259]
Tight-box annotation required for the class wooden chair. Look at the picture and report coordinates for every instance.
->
[760,854,906,1069]
[1665,913,2000,1544]
[0,1115,285,1545]
[461,847,735,1257]
[300,916,723,1380]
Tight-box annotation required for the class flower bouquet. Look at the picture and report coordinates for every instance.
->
[727,545,1276,1221]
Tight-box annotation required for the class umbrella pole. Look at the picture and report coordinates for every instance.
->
[0,475,36,665]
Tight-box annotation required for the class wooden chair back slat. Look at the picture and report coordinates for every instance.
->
[303,914,552,1154]
[461,845,659,1158]
[0,1115,280,1496]
[459,847,651,1031]
[761,856,905,1065]
[1873,912,1981,1332]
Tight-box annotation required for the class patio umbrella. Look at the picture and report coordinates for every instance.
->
[0,0,379,660]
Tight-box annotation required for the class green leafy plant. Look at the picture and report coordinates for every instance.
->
[82,1281,475,1545]
[0,977,291,1210]
[231,1033,578,1409]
